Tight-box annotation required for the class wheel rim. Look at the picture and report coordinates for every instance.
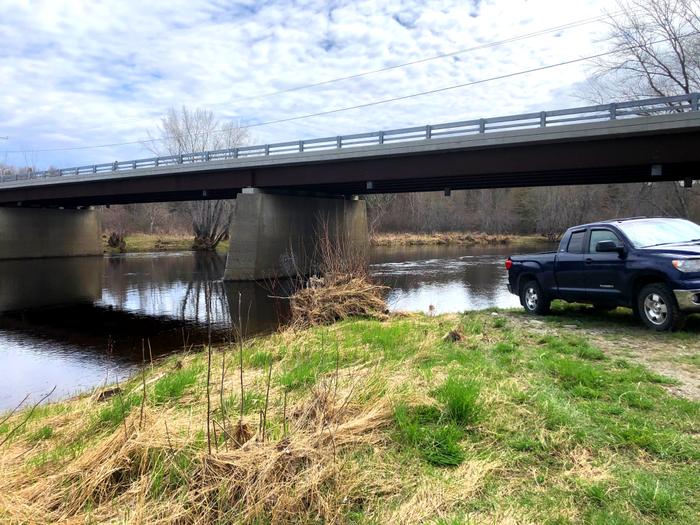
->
[525,287,538,310]
[643,293,668,326]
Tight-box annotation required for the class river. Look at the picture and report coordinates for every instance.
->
[0,242,552,411]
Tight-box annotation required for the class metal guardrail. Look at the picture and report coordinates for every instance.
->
[2,93,699,183]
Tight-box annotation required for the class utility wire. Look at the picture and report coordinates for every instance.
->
[4,31,696,155]
[66,12,618,134]
[231,13,616,102]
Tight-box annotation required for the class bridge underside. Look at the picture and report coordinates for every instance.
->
[1,128,699,208]
[0,114,698,279]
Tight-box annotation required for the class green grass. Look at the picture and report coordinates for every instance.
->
[147,449,195,499]
[432,374,482,426]
[223,390,265,416]
[629,473,682,518]
[95,393,142,429]
[392,374,482,467]
[153,365,201,404]
[392,404,465,466]
[28,425,54,442]
[4,309,699,523]
[676,353,700,368]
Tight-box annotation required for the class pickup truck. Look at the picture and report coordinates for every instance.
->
[506,217,700,331]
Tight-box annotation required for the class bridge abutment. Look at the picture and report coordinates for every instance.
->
[223,191,368,281]
[0,207,102,260]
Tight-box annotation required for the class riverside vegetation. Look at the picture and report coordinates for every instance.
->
[1,305,698,524]
[102,231,544,255]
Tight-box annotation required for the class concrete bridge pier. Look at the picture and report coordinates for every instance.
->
[224,190,368,281]
[0,207,102,259]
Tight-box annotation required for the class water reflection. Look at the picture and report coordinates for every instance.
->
[0,256,103,311]
[370,244,536,313]
[0,243,552,411]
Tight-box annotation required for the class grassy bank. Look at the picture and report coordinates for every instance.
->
[102,233,230,254]
[369,232,545,247]
[101,232,546,254]
[1,310,698,523]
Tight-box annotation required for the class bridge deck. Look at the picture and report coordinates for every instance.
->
[1,95,699,206]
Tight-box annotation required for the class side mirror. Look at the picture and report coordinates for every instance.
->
[596,240,625,255]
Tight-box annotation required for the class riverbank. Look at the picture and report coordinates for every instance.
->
[102,231,546,254]
[102,233,229,254]
[370,231,533,246]
[1,309,697,523]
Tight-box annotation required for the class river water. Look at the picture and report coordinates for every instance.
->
[0,243,551,411]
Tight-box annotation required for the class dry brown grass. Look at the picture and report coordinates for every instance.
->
[370,231,513,246]
[383,458,498,524]
[288,218,388,327]
[290,274,388,327]
[0,379,395,524]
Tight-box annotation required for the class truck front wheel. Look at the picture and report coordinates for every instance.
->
[520,280,551,315]
[637,283,685,331]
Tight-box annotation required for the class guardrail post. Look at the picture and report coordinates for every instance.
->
[205,151,211,162]
[336,136,342,148]
[92,165,96,174]
[691,93,699,111]
[378,131,384,145]
[539,111,546,127]
[299,140,304,153]
[478,119,485,133]
[112,161,118,172]
[233,148,239,159]
[609,103,617,120]
[178,154,183,164]
[425,125,432,139]
[132,161,136,169]
[264,144,270,156]
[155,158,160,167]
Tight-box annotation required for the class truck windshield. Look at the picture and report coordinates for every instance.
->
[617,219,700,248]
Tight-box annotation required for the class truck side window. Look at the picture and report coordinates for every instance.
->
[589,230,620,252]
[567,231,586,253]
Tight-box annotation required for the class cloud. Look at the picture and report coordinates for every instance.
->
[0,0,611,169]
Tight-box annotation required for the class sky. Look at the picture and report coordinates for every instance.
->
[0,0,616,169]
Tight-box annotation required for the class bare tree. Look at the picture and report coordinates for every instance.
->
[582,0,700,219]
[587,0,700,100]
[364,194,398,236]
[146,107,249,250]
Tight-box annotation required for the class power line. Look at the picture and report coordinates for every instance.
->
[4,31,695,155]
[74,12,616,134]
[229,13,616,103]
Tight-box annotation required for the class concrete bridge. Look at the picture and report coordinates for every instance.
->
[1,93,699,280]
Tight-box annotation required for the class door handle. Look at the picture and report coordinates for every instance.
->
[585,258,593,264]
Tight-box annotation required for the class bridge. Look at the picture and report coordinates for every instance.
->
[1,93,699,280]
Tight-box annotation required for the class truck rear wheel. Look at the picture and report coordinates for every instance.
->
[520,280,550,315]
[637,283,685,331]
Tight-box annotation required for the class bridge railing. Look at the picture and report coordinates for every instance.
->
[3,93,698,183]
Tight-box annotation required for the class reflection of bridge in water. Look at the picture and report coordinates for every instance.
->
[0,254,294,363]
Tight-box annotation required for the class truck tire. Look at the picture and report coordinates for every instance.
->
[520,280,551,315]
[637,283,685,331]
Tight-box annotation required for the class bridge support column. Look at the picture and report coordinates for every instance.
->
[224,192,368,281]
[0,207,102,259]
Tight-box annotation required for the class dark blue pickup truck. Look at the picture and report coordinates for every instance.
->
[506,217,700,331]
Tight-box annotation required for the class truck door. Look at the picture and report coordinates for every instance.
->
[555,229,587,302]
[585,228,626,304]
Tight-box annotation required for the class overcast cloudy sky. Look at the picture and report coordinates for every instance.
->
[0,0,616,169]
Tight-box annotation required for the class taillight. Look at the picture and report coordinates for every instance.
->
[505,258,513,270]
